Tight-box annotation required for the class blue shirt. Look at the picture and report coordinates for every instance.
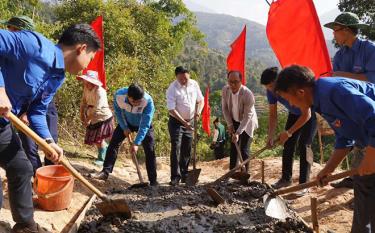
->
[333,38,375,83]
[266,90,301,115]
[313,77,375,149]
[0,30,65,139]
[113,88,155,145]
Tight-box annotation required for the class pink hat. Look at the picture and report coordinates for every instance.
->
[77,70,103,87]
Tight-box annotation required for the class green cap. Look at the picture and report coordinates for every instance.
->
[0,16,35,31]
[324,12,369,30]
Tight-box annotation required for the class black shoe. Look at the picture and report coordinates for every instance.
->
[271,178,292,189]
[181,176,187,183]
[12,223,50,233]
[169,178,180,186]
[330,177,353,189]
[150,180,159,186]
[89,171,109,181]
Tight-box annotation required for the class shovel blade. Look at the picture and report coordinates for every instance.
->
[96,194,132,218]
[206,187,225,205]
[263,194,289,221]
[185,168,201,186]
[231,171,250,181]
[129,182,149,189]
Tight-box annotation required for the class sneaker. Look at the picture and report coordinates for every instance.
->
[330,177,353,189]
[295,188,309,197]
[93,160,104,166]
[169,178,180,186]
[12,223,50,233]
[89,171,109,181]
[271,178,292,189]
[150,180,159,186]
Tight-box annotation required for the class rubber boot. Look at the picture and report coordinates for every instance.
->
[94,146,107,166]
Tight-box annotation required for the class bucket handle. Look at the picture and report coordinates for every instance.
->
[34,177,74,199]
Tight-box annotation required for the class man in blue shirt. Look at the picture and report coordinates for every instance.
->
[260,67,317,194]
[275,65,375,233]
[0,24,100,233]
[324,12,375,189]
[90,84,158,186]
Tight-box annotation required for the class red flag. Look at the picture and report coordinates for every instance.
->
[201,86,211,136]
[266,0,332,78]
[83,16,107,88]
[227,25,246,85]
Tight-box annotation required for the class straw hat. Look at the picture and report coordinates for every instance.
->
[0,15,35,31]
[77,70,103,86]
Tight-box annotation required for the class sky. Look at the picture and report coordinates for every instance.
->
[186,0,340,25]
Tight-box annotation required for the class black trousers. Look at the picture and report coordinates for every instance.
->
[229,120,252,172]
[282,112,317,184]
[0,124,34,224]
[168,116,193,181]
[102,124,157,183]
[18,101,58,174]
[214,141,225,160]
[352,174,375,233]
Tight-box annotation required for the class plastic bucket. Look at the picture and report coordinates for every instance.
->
[33,165,74,211]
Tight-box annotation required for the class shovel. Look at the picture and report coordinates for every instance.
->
[7,112,132,218]
[206,145,269,205]
[230,141,250,182]
[263,169,356,220]
[185,105,201,186]
[128,134,149,188]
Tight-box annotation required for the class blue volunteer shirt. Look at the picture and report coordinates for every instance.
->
[113,88,155,145]
[266,90,301,115]
[313,77,375,149]
[0,30,65,139]
[333,38,375,83]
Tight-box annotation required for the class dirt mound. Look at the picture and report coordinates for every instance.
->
[78,181,312,233]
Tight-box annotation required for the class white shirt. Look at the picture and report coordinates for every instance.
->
[166,79,204,120]
[212,128,219,143]
[231,90,240,122]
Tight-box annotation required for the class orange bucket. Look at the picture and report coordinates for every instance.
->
[33,165,74,211]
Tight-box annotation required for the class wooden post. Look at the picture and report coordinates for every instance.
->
[311,197,319,233]
[261,160,265,184]
[318,129,324,165]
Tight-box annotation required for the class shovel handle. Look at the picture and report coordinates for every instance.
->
[192,103,199,170]
[128,134,145,183]
[7,112,107,200]
[275,169,356,196]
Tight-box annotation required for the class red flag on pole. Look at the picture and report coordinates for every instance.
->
[201,86,211,136]
[266,0,332,78]
[227,25,247,85]
[83,16,107,88]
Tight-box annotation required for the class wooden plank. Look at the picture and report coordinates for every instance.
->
[311,197,319,233]
[61,194,96,233]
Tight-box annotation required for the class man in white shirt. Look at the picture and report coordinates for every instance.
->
[166,66,204,186]
[222,71,258,173]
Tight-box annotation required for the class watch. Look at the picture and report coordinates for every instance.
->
[286,130,292,138]
[45,138,55,144]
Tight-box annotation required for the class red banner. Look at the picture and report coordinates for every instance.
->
[227,25,247,85]
[266,0,332,78]
[201,86,211,136]
[83,16,107,88]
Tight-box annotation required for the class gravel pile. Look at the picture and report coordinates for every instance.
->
[78,181,312,233]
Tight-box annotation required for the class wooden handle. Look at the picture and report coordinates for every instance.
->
[311,197,319,233]
[234,142,246,172]
[192,103,199,169]
[7,112,107,200]
[275,169,356,195]
[128,134,144,183]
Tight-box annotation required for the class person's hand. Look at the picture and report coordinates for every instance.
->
[266,137,274,149]
[194,112,201,119]
[358,147,375,176]
[0,88,12,117]
[130,144,139,155]
[20,113,29,126]
[123,129,131,137]
[84,119,91,127]
[279,131,290,145]
[232,133,239,143]
[44,143,63,164]
[316,167,333,187]
[184,121,194,131]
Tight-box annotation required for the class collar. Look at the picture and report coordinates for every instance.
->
[176,79,190,88]
[54,44,65,70]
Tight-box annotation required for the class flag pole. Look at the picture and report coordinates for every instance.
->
[264,0,271,6]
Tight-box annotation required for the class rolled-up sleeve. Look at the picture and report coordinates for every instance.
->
[166,84,176,110]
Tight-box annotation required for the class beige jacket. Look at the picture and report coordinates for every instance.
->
[221,85,258,137]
